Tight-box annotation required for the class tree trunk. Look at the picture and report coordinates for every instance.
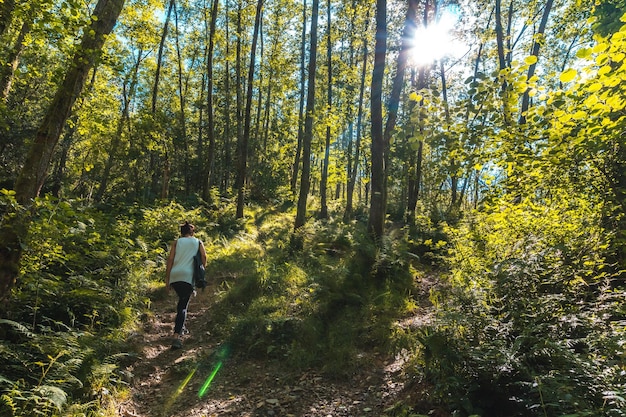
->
[222,2,232,192]
[234,0,243,198]
[291,0,307,194]
[367,0,386,240]
[519,0,553,124]
[0,21,29,99]
[383,0,419,219]
[174,3,190,194]
[95,50,143,202]
[235,0,263,218]
[202,0,219,202]
[152,0,174,115]
[494,0,511,127]
[1,0,125,302]
[254,19,265,155]
[440,61,458,211]
[344,7,369,222]
[407,64,427,222]
[294,0,319,230]
[151,0,175,199]
[319,0,332,220]
[384,0,417,146]
[0,0,14,37]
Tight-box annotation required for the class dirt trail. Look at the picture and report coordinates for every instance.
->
[118,284,423,417]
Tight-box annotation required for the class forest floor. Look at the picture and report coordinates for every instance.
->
[117,279,439,417]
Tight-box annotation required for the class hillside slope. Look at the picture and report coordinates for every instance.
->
[118,281,434,417]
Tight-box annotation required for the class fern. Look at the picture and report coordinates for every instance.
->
[0,319,35,338]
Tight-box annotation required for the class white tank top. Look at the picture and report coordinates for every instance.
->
[169,237,200,285]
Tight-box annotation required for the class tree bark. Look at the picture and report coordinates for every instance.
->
[235,0,263,218]
[291,0,307,194]
[0,0,14,37]
[234,0,244,198]
[95,50,143,202]
[319,0,332,220]
[344,7,369,222]
[1,0,125,302]
[150,0,176,198]
[294,0,319,230]
[222,1,232,192]
[519,0,553,124]
[173,3,190,194]
[495,0,511,127]
[0,21,30,100]
[202,0,219,202]
[367,0,386,240]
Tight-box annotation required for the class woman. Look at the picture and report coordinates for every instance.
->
[165,221,206,349]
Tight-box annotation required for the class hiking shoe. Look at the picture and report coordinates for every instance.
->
[171,338,183,349]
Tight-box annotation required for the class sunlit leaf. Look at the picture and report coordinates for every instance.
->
[560,68,577,83]
[584,95,599,108]
[593,42,608,53]
[612,52,625,62]
[587,83,603,93]
[409,92,422,102]
[524,55,538,65]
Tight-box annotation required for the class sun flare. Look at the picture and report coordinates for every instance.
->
[409,11,463,66]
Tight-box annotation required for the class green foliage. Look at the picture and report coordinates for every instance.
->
[0,198,178,416]
[205,207,418,376]
[406,198,625,416]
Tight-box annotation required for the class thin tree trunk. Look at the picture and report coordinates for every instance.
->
[345,7,370,222]
[0,21,29,99]
[384,0,417,146]
[291,0,307,194]
[519,0,553,124]
[0,0,15,37]
[294,0,319,230]
[152,0,175,199]
[235,0,263,218]
[202,0,219,201]
[174,2,190,193]
[439,61,458,211]
[262,67,272,151]
[407,62,428,221]
[368,0,386,240]
[153,0,174,114]
[319,0,332,220]
[222,1,232,192]
[234,0,243,196]
[254,18,265,155]
[0,0,125,302]
[95,50,143,202]
[495,0,511,127]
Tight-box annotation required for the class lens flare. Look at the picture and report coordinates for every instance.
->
[198,344,230,398]
[198,361,223,398]
[165,365,198,411]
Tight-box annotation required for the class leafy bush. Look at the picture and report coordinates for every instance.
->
[406,199,626,416]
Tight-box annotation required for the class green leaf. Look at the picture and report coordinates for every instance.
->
[559,68,577,83]
[34,385,67,411]
[524,55,538,65]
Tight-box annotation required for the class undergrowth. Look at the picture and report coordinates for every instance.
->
[0,197,424,415]
[7,193,621,417]
[402,198,626,417]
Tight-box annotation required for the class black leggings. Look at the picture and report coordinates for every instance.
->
[170,281,194,335]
